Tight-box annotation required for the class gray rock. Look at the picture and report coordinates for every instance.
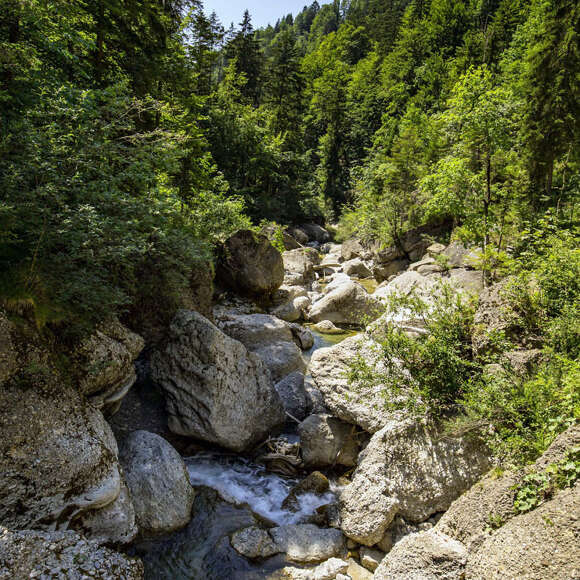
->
[465,484,580,580]
[298,224,330,244]
[0,527,143,580]
[309,281,383,325]
[0,378,126,536]
[231,524,345,564]
[119,431,194,536]
[279,558,350,580]
[216,230,284,297]
[282,472,330,512]
[373,271,436,304]
[442,241,480,268]
[299,414,359,467]
[374,530,467,580]
[231,526,278,559]
[342,258,372,278]
[448,268,484,295]
[271,300,302,322]
[72,318,144,413]
[310,335,407,433]
[426,242,446,255]
[340,421,491,546]
[151,311,285,451]
[436,423,580,548]
[313,320,347,335]
[283,248,321,287]
[75,480,137,545]
[347,557,375,580]
[373,259,409,283]
[341,239,367,261]
[289,323,315,350]
[219,313,307,382]
[270,524,346,563]
[275,372,312,421]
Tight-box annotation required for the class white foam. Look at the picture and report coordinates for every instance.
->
[186,453,335,525]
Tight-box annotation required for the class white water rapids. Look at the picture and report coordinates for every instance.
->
[186,453,337,525]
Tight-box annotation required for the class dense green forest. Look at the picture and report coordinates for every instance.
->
[0,0,578,336]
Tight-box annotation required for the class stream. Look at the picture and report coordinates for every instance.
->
[133,328,354,579]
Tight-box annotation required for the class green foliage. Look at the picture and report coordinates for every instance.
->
[349,284,480,416]
[513,447,580,514]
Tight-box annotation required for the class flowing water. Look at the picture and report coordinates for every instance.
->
[135,327,355,579]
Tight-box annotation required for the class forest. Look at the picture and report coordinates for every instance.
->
[1,0,577,334]
[0,1,579,576]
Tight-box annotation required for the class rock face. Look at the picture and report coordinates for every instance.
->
[0,527,143,580]
[151,310,285,451]
[374,530,467,580]
[219,313,307,382]
[216,230,284,297]
[310,335,404,433]
[0,378,126,535]
[436,424,580,548]
[75,480,137,545]
[283,248,321,287]
[373,270,435,304]
[232,524,345,564]
[464,484,580,580]
[299,414,359,467]
[471,279,516,354]
[119,431,194,536]
[275,372,311,421]
[309,281,383,325]
[72,318,144,413]
[340,421,491,546]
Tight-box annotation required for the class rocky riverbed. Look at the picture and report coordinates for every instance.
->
[1,225,578,579]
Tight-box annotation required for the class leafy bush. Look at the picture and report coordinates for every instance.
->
[459,356,580,463]
[514,447,580,514]
[348,284,480,416]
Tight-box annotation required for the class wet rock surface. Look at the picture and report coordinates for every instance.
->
[119,430,195,536]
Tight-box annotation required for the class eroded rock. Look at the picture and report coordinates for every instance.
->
[340,421,491,545]
[119,431,194,536]
[151,310,285,451]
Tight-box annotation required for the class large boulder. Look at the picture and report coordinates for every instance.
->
[218,313,306,382]
[297,224,331,244]
[275,372,311,421]
[465,484,580,579]
[283,248,321,287]
[436,424,580,548]
[0,378,128,536]
[309,281,383,325]
[299,414,359,468]
[72,318,144,413]
[339,421,491,546]
[151,310,285,451]
[216,230,284,297]
[373,271,436,304]
[279,558,350,580]
[0,528,143,579]
[119,431,194,536]
[310,335,406,433]
[374,530,467,580]
[232,524,345,564]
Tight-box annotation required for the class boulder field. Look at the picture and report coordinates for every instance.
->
[1,228,576,579]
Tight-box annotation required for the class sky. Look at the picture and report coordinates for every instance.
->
[203,0,312,29]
